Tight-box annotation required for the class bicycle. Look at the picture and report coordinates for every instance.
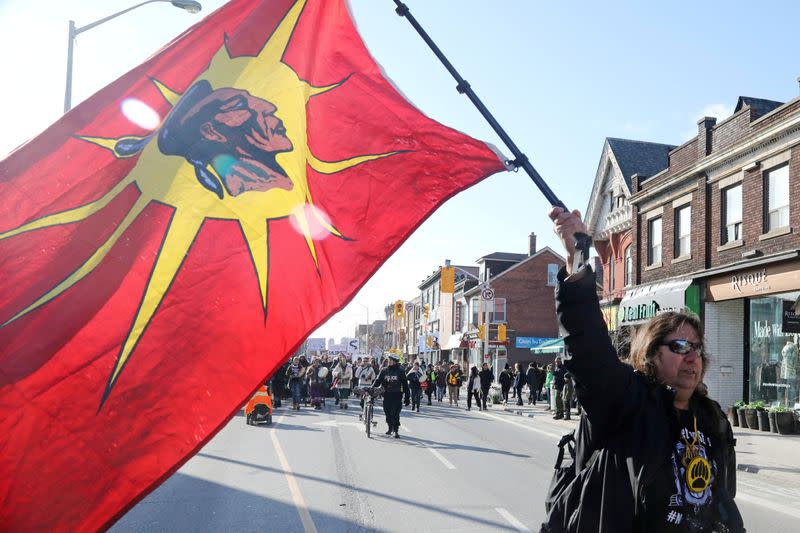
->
[354,386,382,438]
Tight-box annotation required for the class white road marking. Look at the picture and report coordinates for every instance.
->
[271,416,318,533]
[495,507,531,532]
[737,490,800,519]
[427,447,456,470]
[478,410,562,439]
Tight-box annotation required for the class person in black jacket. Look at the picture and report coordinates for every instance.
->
[542,207,743,533]
[373,354,410,438]
[551,359,567,419]
[513,362,527,406]
[478,362,494,409]
[525,362,539,405]
[498,364,513,404]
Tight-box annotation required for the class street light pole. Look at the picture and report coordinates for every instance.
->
[354,302,370,357]
[64,0,202,113]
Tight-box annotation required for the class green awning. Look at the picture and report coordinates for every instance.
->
[530,338,564,354]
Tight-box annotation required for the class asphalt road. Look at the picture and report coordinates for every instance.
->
[111,397,799,532]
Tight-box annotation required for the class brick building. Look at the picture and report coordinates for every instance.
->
[584,137,675,335]
[628,93,800,410]
[463,234,565,369]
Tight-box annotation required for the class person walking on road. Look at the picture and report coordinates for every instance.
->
[434,364,447,402]
[498,364,513,404]
[513,362,527,406]
[543,206,743,533]
[373,354,410,438]
[355,357,376,416]
[466,366,482,411]
[424,364,435,405]
[552,358,567,419]
[332,355,353,410]
[285,357,306,410]
[271,362,287,408]
[446,364,464,406]
[525,362,539,405]
[305,357,326,409]
[478,362,494,409]
[543,364,554,411]
[407,361,423,412]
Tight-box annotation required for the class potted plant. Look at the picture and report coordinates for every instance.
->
[771,406,795,435]
[743,403,760,429]
[752,401,770,432]
[737,402,749,428]
[768,409,778,433]
[729,400,744,427]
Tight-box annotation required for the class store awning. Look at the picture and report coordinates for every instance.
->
[530,338,564,354]
[618,278,693,325]
[442,333,464,350]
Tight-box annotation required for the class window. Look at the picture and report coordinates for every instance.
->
[765,164,789,231]
[608,254,615,290]
[624,246,633,286]
[722,184,742,243]
[470,297,479,326]
[616,195,626,209]
[547,264,559,286]
[675,205,691,257]
[648,217,662,265]
[489,298,507,323]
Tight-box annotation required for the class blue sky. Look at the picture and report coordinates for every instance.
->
[1,0,798,342]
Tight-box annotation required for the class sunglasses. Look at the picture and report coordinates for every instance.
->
[658,339,703,356]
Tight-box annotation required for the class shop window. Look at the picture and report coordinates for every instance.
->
[765,164,789,232]
[749,294,800,407]
[722,184,742,243]
[648,217,662,265]
[674,205,691,257]
[470,297,479,327]
[547,263,558,286]
[624,245,633,286]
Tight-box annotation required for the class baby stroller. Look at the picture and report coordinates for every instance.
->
[245,384,273,425]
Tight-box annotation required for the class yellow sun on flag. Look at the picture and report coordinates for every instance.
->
[0,0,396,408]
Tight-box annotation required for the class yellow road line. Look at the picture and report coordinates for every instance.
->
[271,416,319,533]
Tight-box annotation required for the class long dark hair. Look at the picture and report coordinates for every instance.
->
[470,366,478,378]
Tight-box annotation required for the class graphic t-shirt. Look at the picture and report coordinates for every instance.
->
[643,409,720,532]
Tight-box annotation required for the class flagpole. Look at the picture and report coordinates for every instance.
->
[392,1,591,267]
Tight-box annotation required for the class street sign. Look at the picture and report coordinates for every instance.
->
[481,288,495,301]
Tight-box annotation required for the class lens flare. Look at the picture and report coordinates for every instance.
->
[120,98,161,130]
[290,204,334,240]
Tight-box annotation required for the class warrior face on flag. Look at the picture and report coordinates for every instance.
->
[158,80,294,198]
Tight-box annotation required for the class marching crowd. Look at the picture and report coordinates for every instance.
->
[270,352,581,422]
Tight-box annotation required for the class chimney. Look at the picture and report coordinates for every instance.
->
[445,259,451,268]
[697,116,716,157]
[529,232,537,256]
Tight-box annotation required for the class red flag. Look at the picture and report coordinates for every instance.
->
[0,0,504,529]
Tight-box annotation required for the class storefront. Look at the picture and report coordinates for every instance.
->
[707,259,800,408]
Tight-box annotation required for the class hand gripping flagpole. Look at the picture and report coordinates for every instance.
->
[393,1,592,270]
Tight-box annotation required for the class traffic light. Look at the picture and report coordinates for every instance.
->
[424,303,430,320]
[477,323,485,340]
[394,300,404,317]
[498,323,507,342]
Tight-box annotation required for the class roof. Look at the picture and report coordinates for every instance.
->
[734,96,784,119]
[477,252,528,263]
[606,138,676,189]
[463,247,566,297]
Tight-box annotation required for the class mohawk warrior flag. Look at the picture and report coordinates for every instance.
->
[0,0,504,529]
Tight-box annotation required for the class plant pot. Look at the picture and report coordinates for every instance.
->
[744,408,759,429]
[768,411,778,433]
[775,411,795,435]
[738,408,749,428]
[757,409,770,432]
[728,406,739,427]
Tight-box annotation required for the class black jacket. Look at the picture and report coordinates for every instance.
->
[526,367,539,389]
[549,266,740,533]
[552,365,566,390]
[498,369,513,388]
[374,364,409,400]
[478,368,494,389]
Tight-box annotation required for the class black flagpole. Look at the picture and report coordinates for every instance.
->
[393,1,592,267]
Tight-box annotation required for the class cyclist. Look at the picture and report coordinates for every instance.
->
[373,353,410,438]
[355,357,377,418]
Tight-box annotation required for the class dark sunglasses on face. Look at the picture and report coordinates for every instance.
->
[659,339,703,356]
